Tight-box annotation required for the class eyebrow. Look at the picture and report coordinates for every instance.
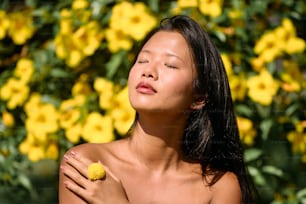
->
[140,49,184,63]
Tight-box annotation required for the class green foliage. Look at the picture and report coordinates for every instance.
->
[0,0,305,203]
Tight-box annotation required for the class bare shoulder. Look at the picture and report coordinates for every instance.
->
[61,139,128,165]
[211,172,242,204]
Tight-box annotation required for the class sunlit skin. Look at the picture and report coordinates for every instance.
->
[59,31,242,204]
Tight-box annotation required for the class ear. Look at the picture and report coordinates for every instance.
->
[190,100,206,110]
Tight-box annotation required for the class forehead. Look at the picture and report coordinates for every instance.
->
[141,31,192,57]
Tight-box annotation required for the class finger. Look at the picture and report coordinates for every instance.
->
[64,153,89,177]
[61,164,90,188]
[64,179,92,202]
[70,151,92,165]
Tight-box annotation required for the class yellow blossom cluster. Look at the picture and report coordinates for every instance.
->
[19,93,59,162]
[105,1,157,53]
[222,53,279,106]
[252,18,306,71]
[176,0,223,17]
[54,0,103,67]
[279,60,304,93]
[1,111,15,127]
[221,53,247,102]
[0,58,34,109]
[0,10,35,44]
[247,70,279,106]
[59,95,86,144]
[287,121,306,162]
[237,117,257,145]
[94,78,135,136]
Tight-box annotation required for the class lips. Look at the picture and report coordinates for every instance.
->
[136,82,156,94]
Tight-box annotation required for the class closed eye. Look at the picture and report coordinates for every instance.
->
[138,60,148,64]
[165,64,177,69]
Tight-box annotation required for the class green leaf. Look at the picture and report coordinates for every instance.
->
[248,166,266,186]
[106,51,125,79]
[235,104,254,117]
[244,148,263,162]
[17,174,32,191]
[297,188,306,200]
[214,30,227,42]
[260,119,273,140]
[147,0,159,13]
[262,165,284,177]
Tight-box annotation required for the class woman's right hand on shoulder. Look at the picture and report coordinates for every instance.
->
[59,147,129,204]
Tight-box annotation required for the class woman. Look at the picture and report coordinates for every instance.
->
[59,15,256,204]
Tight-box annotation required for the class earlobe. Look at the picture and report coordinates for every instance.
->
[190,100,206,110]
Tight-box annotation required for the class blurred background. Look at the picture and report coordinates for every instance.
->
[0,0,305,203]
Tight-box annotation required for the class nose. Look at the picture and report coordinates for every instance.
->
[141,63,158,80]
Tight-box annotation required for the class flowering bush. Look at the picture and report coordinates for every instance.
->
[0,0,305,203]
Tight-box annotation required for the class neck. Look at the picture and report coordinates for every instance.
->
[128,112,188,174]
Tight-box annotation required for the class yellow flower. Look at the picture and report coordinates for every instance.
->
[285,37,305,54]
[287,130,306,155]
[19,134,35,155]
[254,31,282,63]
[126,4,157,41]
[87,162,105,181]
[24,93,43,114]
[0,10,9,39]
[250,56,265,72]
[229,74,247,101]
[177,0,197,8]
[199,0,223,18]
[281,73,301,92]
[72,0,89,10]
[82,112,114,143]
[237,117,256,146]
[25,103,59,138]
[73,21,103,56]
[105,28,132,52]
[0,78,30,109]
[59,106,81,129]
[28,146,45,162]
[72,79,92,96]
[14,58,34,83]
[94,77,114,109]
[228,9,243,20]
[55,34,84,67]
[109,1,157,41]
[45,142,59,160]
[59,9,73,35]
[65,123,82,144]
[59,96,85,130]
[221,53,232,76]
[7,11,35,45]
[280,60,303,92]
[247,70,279,106]
[2,111,15,127]
[111,86,135,135]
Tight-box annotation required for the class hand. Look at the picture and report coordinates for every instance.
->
[60,151,129,204]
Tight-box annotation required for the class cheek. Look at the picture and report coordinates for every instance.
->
[163,76,194,103]
[128,66,137,86]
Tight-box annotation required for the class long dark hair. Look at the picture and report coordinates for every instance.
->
[131,15,257,203]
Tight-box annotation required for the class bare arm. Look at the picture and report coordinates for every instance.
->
[58,145,129,204]
[210,172,242,204]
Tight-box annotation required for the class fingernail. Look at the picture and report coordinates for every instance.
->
[64,154,69,161]
[70,151,77,156]
[60,165,65,172]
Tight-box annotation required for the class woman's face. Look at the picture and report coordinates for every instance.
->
[128,31,197,115]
